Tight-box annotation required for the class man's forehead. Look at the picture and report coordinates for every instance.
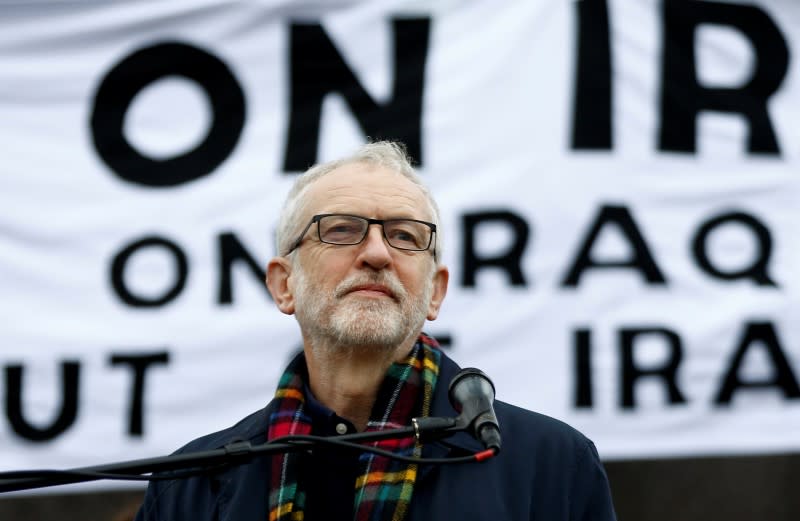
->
[303,162,429,215]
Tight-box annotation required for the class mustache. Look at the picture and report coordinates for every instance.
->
[334,273,406,300]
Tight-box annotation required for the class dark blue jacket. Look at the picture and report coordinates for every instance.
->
[136,352,617,520]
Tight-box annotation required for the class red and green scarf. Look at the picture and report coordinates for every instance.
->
[267,334,441,521]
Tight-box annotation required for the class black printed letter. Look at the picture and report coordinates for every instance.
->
[5,361,80,442]
[659,0,788,154]
[110,236,188,307]
[217,232,270,304]
[620,328,686,409]
[110,352,170,436]
[715,322,800,404]
[283,19,430,171]
[571,0,613,150]
[92,42,245,186]
[461,211,529,288]
[562,205,666,286]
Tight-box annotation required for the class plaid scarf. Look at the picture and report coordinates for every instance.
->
[267,334,441,521]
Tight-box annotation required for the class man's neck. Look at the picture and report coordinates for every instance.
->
[303,336,418,431]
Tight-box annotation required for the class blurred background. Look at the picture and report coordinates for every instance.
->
[1,0,798,519]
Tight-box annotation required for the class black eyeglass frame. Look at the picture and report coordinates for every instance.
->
[285,213,437,256]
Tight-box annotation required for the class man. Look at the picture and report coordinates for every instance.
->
[136,141,617,520]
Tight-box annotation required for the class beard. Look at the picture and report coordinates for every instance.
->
[292,266,432,351]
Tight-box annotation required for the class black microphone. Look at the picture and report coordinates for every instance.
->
[448,368,502,453]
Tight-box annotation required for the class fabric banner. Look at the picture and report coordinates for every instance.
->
[1,0,799,487]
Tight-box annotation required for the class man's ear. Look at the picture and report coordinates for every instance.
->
[426,265,449,321]
[266,257,296,315]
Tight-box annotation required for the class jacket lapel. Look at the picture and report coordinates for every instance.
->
[212,406,275,521]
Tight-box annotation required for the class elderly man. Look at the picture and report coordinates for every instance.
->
[135,141,617,520]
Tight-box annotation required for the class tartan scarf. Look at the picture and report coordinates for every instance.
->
[267,334,441,521]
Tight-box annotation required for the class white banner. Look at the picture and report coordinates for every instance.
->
[1,0,799,486]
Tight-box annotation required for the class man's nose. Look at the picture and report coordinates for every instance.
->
[357,225,393,268]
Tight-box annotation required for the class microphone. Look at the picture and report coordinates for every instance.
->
[448,368,502,453]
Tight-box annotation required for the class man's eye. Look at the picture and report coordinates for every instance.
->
[329,224,359,233]
[388,227,422,246]
[393,230,415,241]
[322,219,365,241]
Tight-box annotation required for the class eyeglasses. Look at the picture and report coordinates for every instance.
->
[286,214,436,255]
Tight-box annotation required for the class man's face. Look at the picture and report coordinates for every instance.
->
[283,162,447,351]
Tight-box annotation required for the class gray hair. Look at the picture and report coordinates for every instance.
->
[275,141,443,263]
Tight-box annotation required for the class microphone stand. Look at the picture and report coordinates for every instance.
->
[0,417,470,494]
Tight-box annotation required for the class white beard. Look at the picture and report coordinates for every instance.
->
[293,266,432,351]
